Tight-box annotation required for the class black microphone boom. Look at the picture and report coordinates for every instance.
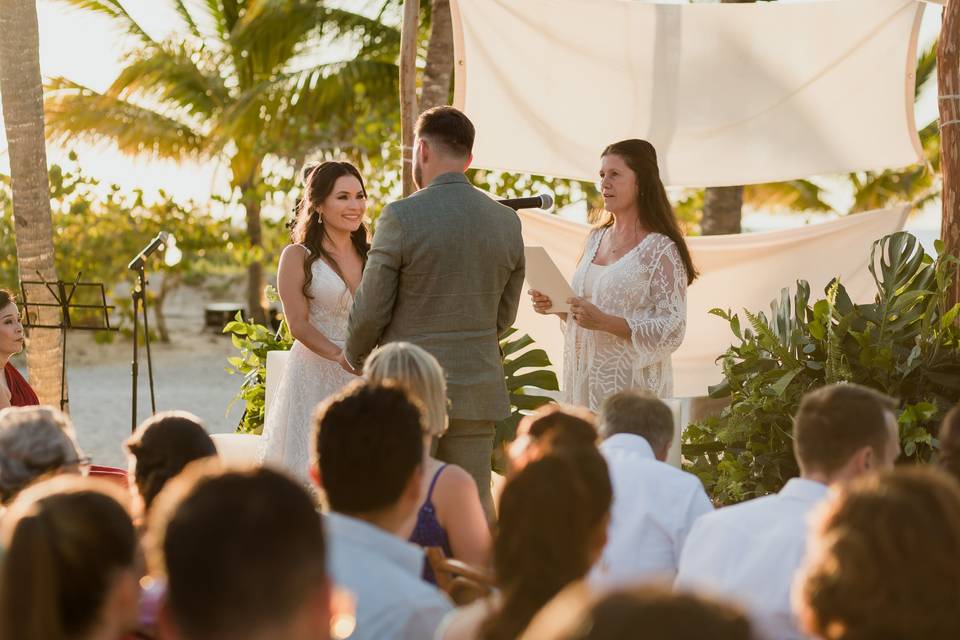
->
[497,194,554,211]
[127,232,170,271]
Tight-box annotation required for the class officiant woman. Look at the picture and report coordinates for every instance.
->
[530,139,697,410]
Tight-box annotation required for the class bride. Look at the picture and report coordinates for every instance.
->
[258,161,368,479]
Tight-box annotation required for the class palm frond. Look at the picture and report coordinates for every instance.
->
[915,39,937,96]
[44,77,209,159]
[107,45,230,121]
[172,0,205,41]
[744,180,833,213]
[53,0,156,45]
[232,1,400,77]
[215,58,397,151]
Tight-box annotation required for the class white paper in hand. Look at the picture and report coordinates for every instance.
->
[524,246,574,313]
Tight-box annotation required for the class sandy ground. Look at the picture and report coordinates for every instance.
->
[13,284,249,468]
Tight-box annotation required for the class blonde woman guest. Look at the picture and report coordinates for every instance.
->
[530,139,697,410]
[365,342,491,582]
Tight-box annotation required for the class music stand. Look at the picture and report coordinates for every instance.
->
[19,272,118,412]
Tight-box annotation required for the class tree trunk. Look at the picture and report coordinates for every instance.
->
[0,0,67,407]
[240,181,268,326]
[399,0,420,197]
[701,0,752,237]
[701,185,744,235]
[421,0,454,113]
[940,0,960,307]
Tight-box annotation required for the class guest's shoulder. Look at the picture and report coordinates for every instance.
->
[436,594,497,640]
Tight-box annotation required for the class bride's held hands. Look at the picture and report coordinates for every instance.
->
[335,351,358,375]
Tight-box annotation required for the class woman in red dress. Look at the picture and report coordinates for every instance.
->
[0,288,38,409]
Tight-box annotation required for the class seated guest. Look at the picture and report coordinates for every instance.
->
[125,410,217,523]
[506,405,598,473]
[938,403,960,484]
[796,467,960,640]
[314,381,452,640]
[520,582,752,640]
[364,343,490,582]
[0,476,140,640]
[0,289,37,409]
[0,405,86,508]
[675,383,900,640]
[592,389,712,586]
[440,449,613,640]
[147,463,330,640]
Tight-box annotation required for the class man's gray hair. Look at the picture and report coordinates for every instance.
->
[598,389,674,454]
[0,406,82,504]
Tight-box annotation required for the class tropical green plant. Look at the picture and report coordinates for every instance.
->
[43,0,401,323]
[493,327,560,471]
[224,303,294,435]
[682,231,960,504]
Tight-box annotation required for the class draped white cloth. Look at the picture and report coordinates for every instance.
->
[450,0,925,187]
[516,206,911,398]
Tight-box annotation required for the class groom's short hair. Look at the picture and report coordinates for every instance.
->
[314,380,424,513]
[416,106,475,158]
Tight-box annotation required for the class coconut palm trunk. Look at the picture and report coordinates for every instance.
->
[940,1,960,307]
[700,0,753,236]
[421,0,454,112]
[0,0,67,407]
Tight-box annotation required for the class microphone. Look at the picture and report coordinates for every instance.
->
[497,193,554,211]
[128,232,171,271]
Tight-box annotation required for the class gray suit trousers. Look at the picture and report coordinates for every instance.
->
[435,418,496,525]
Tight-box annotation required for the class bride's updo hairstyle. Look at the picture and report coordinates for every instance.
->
[599,140,698,285]
[291,161,370,298]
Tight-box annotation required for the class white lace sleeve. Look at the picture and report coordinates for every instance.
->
[626,241,687,368]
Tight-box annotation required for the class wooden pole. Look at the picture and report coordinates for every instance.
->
[400,0,420,197]
[940,1,960,306]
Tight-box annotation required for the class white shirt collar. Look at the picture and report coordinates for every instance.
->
[601,433,657,460]
[778,477,830,504]
[325,511,424,577]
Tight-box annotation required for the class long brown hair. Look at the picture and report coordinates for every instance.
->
[0,476,138,640]
[480,451,612,640]
[291,161,370,298]
[600,140,698,285]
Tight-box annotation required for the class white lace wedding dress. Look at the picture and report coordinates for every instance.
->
[258,250,357,479]
[562,229,687,411]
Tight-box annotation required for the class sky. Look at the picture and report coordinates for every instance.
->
[0,0,947,232]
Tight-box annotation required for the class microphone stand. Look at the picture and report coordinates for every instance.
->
[128,233,168,432]
[130,262,157,432]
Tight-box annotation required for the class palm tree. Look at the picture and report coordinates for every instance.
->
[44,0,399,323]
[0,0,67,406]
[939,1,959,306]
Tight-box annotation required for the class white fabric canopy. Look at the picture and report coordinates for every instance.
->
[515,206,911,398]
[450,0,925,187]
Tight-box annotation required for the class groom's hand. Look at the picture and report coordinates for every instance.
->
[337,351,358,375]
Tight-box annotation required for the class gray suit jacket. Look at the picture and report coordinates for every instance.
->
[345,172,525,422]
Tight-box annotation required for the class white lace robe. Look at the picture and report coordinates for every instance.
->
[562,230,687,410]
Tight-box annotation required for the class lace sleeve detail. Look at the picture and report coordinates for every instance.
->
[626,240,687,368]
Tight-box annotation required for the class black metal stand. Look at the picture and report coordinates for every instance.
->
[19,273,117,412]
[130,264,157,432]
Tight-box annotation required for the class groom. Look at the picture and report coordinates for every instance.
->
[341,106,525,520]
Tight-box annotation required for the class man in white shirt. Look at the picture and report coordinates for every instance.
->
[313,380,453,640]
[592,390,713,587]
[675,383,901,640]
